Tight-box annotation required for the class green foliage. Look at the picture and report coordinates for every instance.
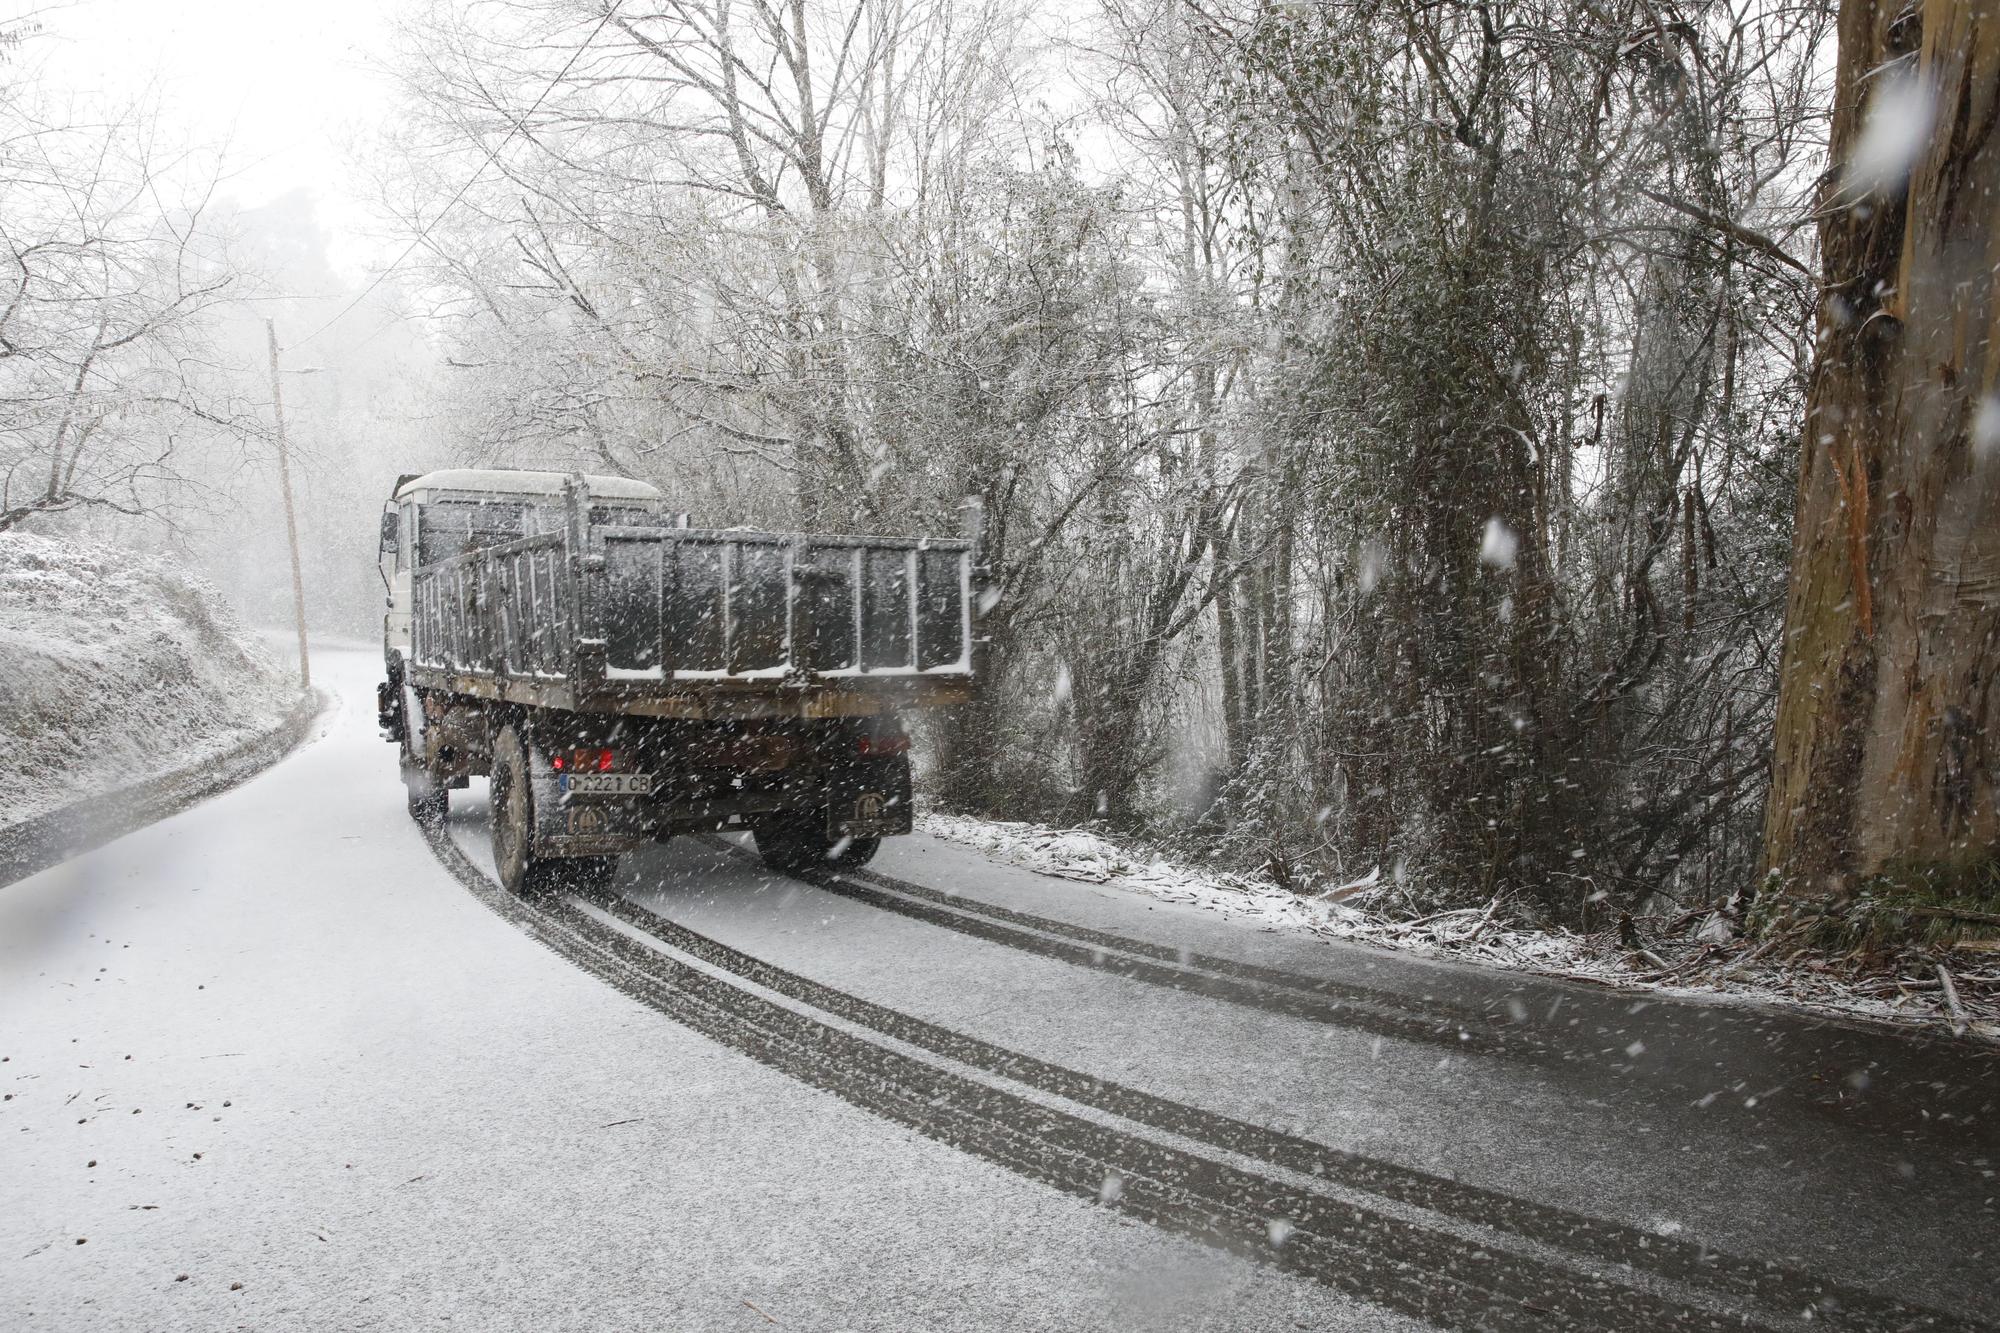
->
[1753,857,2000,953]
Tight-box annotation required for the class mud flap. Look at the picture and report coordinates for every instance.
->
[532,748,657,857]
[376,680,405,740]
[542,801,651,856]
[826,758,913,840]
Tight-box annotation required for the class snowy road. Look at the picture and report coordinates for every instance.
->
[4,647,1996,1332]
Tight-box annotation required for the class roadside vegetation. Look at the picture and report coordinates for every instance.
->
[370,0,1998,1001]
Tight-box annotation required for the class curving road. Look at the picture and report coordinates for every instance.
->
[3,646,1995,1331]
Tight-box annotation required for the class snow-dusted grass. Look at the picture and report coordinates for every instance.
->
[0,531,295,829]
[918,812,2000,1041]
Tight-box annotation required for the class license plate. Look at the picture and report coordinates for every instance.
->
[565,772,653,797]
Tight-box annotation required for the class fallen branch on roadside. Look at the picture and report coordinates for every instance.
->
[1938,965,1969,1037]
[1909,905,2000,927]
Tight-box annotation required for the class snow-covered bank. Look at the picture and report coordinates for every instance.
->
[917,812,2000,1042]
[0,532,295,830]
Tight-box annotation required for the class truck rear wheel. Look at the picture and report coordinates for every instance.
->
[491,724,541,895]
[491,723,617,895]
[753,812,880,874]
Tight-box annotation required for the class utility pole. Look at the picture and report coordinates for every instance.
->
[266,319,311,692]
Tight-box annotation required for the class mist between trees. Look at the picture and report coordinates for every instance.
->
[0,0,1918,931]
[366,0,1839,928]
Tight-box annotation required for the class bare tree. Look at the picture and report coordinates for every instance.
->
[0,74,247,532]
[381,0,1041,522]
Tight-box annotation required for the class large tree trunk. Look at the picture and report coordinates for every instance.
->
[1761,0,2000,916]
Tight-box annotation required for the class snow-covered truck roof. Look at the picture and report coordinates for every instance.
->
[393,469,664,502]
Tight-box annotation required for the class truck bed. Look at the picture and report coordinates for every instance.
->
[407,508,976,719]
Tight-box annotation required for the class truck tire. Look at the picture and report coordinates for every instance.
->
[491,723,617,895]
[753,812,880,874]
[490,724,541,895]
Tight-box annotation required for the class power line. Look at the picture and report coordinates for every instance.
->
[287,0,625,353]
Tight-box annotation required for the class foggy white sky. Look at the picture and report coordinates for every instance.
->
[18,0,402,283]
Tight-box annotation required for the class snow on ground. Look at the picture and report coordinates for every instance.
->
[0,648,1395,1333]
[917,812,2000,1041]
[0,532,295,829]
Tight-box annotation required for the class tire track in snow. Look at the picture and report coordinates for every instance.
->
[594,884,1975,1333]
[698,834,1539,1063]
[418,822,1970,1333]
[592,880,1968,1328]
[733,840,2000,1151]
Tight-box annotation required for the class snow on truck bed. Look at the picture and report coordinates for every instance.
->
[0,532,294,830]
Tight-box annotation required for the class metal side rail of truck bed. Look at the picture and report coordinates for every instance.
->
[406,508,978,721]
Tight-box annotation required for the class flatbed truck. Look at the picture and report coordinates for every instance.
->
[376,468,978,893]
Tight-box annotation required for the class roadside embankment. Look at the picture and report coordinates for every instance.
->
[0,531,314,879]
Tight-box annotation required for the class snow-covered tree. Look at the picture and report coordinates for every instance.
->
[0,58,249,532]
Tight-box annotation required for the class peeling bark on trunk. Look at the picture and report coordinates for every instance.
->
[1762,0,2000,906]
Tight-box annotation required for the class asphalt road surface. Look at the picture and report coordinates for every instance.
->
[3,647,1995,1332]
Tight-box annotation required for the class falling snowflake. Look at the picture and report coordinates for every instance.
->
[1972,395,2000,463]
[1843,72,1933,200]
[1358,537,1388,593]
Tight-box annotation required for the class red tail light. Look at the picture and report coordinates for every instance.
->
[596,748,615,772]
[552,748,616,772]
[551,754,566,771]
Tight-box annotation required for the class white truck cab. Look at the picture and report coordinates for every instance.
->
[378,468,671,666]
